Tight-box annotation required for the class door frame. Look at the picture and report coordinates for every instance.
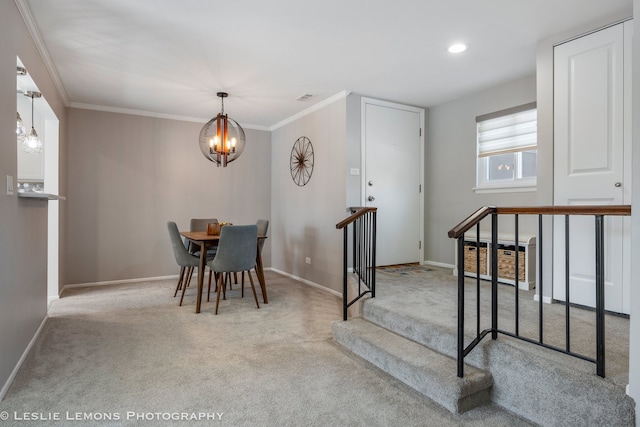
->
[360,97,425,264]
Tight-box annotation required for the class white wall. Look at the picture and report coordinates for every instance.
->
[270,98,347,293]
[65,108,271,285]
[425,75,537,267]
[0,1,67,397]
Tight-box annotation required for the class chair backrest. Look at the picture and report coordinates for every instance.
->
[167,221,194,265]
[210,225,257,273]
[256,219,269,251]
[190,218,218,232]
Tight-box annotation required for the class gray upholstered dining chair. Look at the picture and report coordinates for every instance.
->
[207,225,260,315]
[167,221,203,306]
[242,219,269,297]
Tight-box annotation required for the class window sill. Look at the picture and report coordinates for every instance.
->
[473,186,536,194]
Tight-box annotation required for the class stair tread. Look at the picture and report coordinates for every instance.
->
[332,318,492,413]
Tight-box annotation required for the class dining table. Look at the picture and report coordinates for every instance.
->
[180,230,268,313]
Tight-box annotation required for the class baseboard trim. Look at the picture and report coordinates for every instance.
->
[424,260,455,269]
[62,275,179,294]
[0,315,48,401]
[533,294,554,304]
[269,268,342,298]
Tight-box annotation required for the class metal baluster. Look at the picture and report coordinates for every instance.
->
[343,226,348,321]
[476,223,481,337]
[371,211,377,298]
[457,237,465,378]
[538,214,544,344]
[491,214,498,340]
[515,214,519,336]
[595,215,605,377]
[565,215,571,352]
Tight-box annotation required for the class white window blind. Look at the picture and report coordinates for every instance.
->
[476,103,537,158]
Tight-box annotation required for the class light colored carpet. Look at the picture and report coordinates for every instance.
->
[0,271,532,426]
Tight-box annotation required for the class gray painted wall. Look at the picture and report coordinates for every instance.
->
[629,1,640,423]
[271,99,346,294]
[65,108,271,284]
[425,75,538,267]
[0,1,68,396]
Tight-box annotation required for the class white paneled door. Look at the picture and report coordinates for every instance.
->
[362,98,424,267]
[553,21,632,314]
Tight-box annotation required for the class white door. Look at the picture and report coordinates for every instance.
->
[362,98,424,266]
[552,21,632,314]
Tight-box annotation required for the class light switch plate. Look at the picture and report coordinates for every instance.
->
[6,175,13,196]
[350,168,360,176]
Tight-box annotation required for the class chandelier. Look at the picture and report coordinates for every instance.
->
[198,92,246,167]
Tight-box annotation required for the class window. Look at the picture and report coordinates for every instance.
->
[475,103,537,191]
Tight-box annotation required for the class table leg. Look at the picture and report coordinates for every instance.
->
[196,241,206,313]
[255,246,268,304]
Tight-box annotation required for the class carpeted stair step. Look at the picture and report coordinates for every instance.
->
[331,318,493,414]
[361,297,636,426]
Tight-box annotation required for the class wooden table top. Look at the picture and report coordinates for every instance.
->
[180,230,267,241]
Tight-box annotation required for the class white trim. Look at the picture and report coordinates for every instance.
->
[424,260,456,269]
[270,91,351,131]
[67,102,270,131]
[473,186,537,194]
[62,275,179,292]
[269,268,342,298]
[14,0,69,105]
[47,295,59,309]
[533,294,554,304]
[0,316,48,401]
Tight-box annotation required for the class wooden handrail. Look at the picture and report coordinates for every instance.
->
[336,207,378,229]
[447,206,495,239]
[448,205,631,239]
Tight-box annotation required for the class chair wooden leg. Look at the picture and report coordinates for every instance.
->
[207,269,215,302]
[185,267,193,288]
[226,272,233,290]
[248,271,260,309]
[215,273,224,315]
[174,266,185,297]
[179,268,190,306]
[234,272,238,284]
[241,271,245,298]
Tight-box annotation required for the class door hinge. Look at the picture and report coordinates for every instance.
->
[419,241,422,250]
[419,184,422,193]
[419,128,422,137]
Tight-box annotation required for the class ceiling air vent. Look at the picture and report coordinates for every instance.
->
[296,93,315,101]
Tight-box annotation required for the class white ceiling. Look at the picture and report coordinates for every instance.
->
[19,0,633,129]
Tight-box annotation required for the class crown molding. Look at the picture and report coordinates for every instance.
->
[68,102,271,131]
[270,90,352,131]
[14,0,70,106]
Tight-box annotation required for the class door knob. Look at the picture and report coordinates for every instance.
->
[368,180,374,187]
[368,196,375,202]
[615,182,622,187]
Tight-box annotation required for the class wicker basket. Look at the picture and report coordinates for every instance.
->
[497,246,526,282]
[463,243,487,275]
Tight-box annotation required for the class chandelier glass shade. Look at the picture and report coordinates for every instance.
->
[16,112,26,143]
[21,91,42,154]
[198,92,246,167]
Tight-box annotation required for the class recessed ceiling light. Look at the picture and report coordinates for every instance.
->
[448,43,467,54]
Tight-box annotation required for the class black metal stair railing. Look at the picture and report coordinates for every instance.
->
[448,205,631,378]
[336,207,377,320]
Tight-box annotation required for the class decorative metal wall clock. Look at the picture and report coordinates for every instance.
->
[290,136,314,186]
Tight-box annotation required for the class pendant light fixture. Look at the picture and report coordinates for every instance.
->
[16,66,27,144]
[16,112,26,143]
[22,91,42,154]
[198,92,246,167]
